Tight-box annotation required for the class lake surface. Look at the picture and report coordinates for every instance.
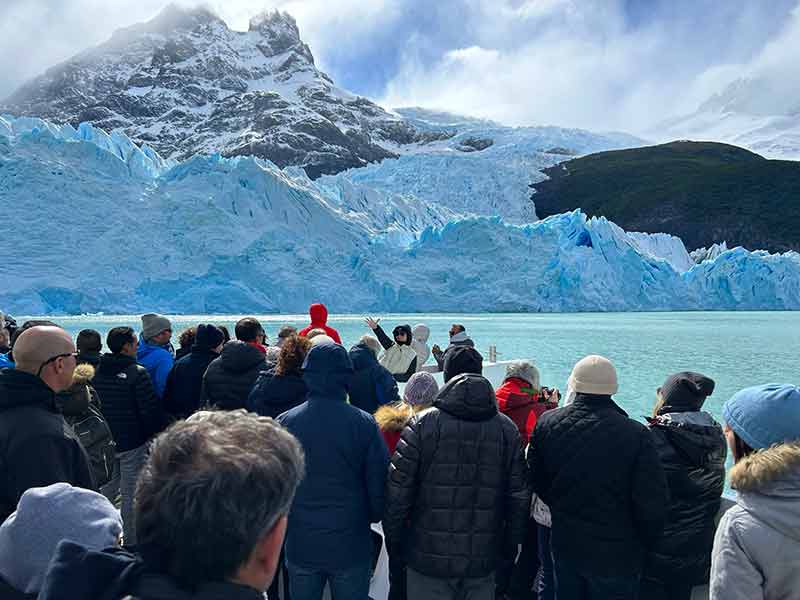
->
[32,311,799,474]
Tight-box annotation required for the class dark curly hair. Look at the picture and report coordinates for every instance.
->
[274,335,311,376]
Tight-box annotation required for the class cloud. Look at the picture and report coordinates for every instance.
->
[1,0,799,134]
[380,0,800,133]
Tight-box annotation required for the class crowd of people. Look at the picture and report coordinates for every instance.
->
[0,305,797,600]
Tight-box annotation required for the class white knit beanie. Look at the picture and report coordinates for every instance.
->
[567,355,618,395]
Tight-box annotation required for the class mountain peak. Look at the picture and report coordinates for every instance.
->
[112,3,224,39]
[248,10,314,64]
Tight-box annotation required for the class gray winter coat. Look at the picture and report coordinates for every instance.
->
[710,443,800,600]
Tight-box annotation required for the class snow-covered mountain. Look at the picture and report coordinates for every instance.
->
[2,115,798,315]
[0,3,646,203]
[659,76,800,160]
[0,4,444,178]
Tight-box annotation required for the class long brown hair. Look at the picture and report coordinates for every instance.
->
[274,335,311,376]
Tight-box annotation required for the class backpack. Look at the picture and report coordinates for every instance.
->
[66,386,117,488]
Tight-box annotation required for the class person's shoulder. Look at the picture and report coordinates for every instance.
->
[537,405,569,424]
[495,410,521,433]
[204,355,223,373]
[276,400,308,423]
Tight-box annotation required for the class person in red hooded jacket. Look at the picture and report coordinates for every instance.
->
[495,360,560,599]
[299,303,342,345]
[495,360,559,447]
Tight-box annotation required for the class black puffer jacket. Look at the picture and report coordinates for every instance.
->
[92,353,165,452]
[644,411,726,584]
[201,342,265,411]
[247,367,308,419]
[0,369,94,522]
[384,373,530,578]
[529,394,669,577]
[348,343,399,414]
[163,347,220,420]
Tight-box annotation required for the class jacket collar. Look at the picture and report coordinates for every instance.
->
[572,392,628,417]
[0,369,58,412]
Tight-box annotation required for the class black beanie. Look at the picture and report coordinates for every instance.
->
[659,371,715,413]
[443,346,483,383]
[194,324,225,350]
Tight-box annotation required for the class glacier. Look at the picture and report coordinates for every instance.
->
[1,115,799,315]
[326,107,645,224]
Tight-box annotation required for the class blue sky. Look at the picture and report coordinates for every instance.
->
[1,0,798,132]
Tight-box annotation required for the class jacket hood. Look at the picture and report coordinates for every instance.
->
[649,411,725,466]
[435,373,498,422]
[0,369,56,412]
[450,331,472,344]
[392,324,413,346]
[732,443,800,542]
[375,402,414,432]
[308,303,328,326]
[71,363,95,386]
[302,342,353,398]
[97,352,137,376]
[59,368,96,415]
[504,362,540,389]
[218,341,266,373]
[349,342,378,371]
[496,378,538,411]
[412,324,430,342]
[37,540,144,600]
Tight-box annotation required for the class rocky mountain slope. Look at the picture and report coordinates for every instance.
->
[0,4,443,178]
[531,141,800,253]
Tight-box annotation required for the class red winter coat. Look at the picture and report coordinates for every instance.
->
[298,303,342,344]
[496,377,556,446]
[375,402,414,455]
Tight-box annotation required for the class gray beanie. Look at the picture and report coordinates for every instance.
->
[141,313,172,340]
[403,371,439,407]
[505,360,540,389]
[0,483,122,594]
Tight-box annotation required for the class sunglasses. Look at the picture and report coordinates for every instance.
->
[37,352,78,377]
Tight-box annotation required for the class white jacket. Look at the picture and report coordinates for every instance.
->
[710,443,800,600]
[411,324,431,369]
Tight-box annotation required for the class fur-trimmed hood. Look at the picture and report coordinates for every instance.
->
[504,361,540,389]
[375,402,414,433]
[71,363,95,386]
[731,443,800,542]
[731,442,800,493]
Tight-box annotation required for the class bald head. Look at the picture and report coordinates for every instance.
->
[14,326,77,391]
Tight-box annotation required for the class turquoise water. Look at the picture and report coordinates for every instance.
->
[43,311,799,427]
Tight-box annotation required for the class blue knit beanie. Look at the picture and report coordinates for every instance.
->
[0,483,122,594]
[723,383,800,450]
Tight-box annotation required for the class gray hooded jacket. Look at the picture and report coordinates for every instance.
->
[710,443,800,600]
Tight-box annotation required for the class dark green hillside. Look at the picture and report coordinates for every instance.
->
[530,141,800,252]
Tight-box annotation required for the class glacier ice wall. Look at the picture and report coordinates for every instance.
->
[1,116,799,315]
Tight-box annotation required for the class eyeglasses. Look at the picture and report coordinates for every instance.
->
[36,352,78,377]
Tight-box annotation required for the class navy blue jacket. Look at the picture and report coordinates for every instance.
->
[247,368,307,420]
[277,343,389,571]
[163,347,220,420]
[348,343,399,414]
